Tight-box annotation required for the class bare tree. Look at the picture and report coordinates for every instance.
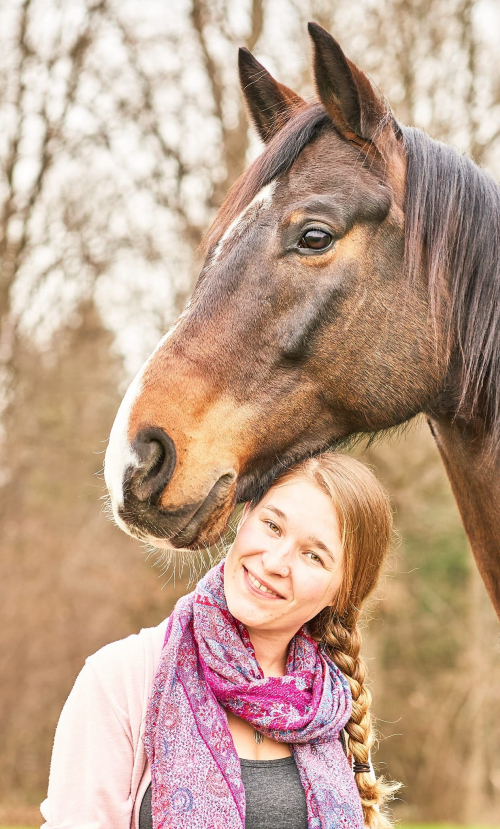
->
[0,0,273,382]
[0,1,106,349]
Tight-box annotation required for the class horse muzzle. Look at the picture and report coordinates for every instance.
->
[105,422,238,548]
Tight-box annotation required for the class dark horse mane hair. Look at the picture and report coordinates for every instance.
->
[402,126,500,446]
[204,105,500,446]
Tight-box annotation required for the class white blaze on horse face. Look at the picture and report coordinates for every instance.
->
[210,181,276,264]
[104,368,143,522]
[104,306,196,526]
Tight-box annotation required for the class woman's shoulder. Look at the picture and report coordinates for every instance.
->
[41,619,170,825]
[83,617,169,725]
[87,616,169,675]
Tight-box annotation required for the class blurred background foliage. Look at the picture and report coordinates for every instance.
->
[0,0,499,824]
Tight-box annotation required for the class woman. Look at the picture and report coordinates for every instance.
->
[41,452,399,829]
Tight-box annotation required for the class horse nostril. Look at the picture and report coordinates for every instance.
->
[129,427,177,503]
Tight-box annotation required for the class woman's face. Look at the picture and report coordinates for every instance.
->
[224,476,344,641]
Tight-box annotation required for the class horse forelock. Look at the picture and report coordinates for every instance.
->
[402,126,500,449]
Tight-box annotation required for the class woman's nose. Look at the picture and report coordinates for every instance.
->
[261,546,292,578]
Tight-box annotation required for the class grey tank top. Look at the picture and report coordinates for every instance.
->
[139,755,308,829]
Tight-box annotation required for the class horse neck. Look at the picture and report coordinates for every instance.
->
[428,416,500,620]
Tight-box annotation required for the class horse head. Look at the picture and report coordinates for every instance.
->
[104,24,446,549]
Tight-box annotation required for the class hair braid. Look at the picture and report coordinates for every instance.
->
[318,610,400,829]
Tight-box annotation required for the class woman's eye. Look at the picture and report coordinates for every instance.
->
[306,551,323,565]
[265,520,280,534]
[297,229,333,251]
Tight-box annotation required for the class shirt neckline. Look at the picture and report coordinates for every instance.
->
[239,755,295,767]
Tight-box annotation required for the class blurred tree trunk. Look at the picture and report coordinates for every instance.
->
[191,0,264,203]
[0,0,105,356]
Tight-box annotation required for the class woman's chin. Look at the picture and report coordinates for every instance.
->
[227,597,265,628]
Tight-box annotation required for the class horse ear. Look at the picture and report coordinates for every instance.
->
[238,48,305,143]
[308,22,387,142]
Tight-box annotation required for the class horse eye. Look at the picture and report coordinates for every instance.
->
[297,229,333,251]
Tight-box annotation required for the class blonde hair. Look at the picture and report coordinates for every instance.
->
[263,452,400,828]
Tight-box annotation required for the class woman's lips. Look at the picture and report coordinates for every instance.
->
[243,566,286,600]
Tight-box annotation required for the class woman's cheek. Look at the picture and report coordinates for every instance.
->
[294,571,323,604]
[296,568,337,608]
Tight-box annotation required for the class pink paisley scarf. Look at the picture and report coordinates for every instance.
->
[144,561,364,829]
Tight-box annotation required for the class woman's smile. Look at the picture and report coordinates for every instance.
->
[243,566,286,600]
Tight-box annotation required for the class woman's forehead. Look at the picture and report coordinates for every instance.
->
[260,477,340,532]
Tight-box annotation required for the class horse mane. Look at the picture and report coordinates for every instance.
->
[402,126,500,444]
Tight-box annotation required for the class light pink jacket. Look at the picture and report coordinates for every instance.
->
[41,619,169,829]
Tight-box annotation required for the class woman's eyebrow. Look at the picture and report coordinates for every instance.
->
[264,504,287,520]
[264,505,335,561]
[307,535,335,561]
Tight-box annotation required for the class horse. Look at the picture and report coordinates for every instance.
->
[104,23,500,619]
